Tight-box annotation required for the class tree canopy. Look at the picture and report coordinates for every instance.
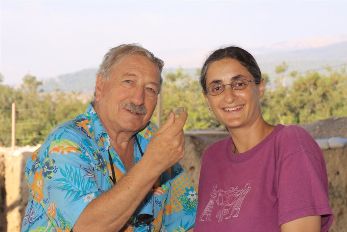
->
[0,66,346,147]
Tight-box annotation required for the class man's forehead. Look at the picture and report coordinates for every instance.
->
[109,62,161,84]
[117,53,153,65]
[111,54,158,71]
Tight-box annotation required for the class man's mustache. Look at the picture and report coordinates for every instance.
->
[122,102,147,115]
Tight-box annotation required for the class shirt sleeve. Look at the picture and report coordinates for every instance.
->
[27,137,101,230]
[161,163,197,231]
[277,133,333,231]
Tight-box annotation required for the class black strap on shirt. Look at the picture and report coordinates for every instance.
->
[108,134,144,185]
[108,149,117,185]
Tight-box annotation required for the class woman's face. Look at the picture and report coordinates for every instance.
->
[204,58,265,131]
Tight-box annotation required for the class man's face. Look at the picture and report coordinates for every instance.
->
[94,54,161,135]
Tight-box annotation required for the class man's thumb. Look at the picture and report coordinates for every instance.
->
[158,111,175,132]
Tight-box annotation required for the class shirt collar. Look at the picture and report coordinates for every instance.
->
[84,103,111,152]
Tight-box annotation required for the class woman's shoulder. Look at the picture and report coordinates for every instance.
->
[275,124,321,159]
[276,124,314,143]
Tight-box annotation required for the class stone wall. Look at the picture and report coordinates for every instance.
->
[324,146,347,232]
[0,147,36,232]
[0,134,346,232]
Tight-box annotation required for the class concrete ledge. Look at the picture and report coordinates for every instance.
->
[316,137,347,149]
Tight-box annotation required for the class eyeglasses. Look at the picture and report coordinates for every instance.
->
[108,135,154,230]
[207,78,256,96]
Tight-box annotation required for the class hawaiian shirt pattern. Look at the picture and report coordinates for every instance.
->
[22,104,197,232]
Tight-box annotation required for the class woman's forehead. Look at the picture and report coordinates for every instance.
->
[206,59,252,83]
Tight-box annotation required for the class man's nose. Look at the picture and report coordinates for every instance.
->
[131,86,145,105]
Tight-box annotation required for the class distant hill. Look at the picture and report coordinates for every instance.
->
[42,68,97,93]
[256,41,347,77]
[41,68,198,93]
[41,41,347,93]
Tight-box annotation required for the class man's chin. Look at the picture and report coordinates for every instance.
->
[119,121,148,133]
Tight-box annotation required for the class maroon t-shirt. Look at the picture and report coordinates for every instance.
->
[195,125,333,232]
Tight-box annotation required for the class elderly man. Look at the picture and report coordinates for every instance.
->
[22,44,197,232]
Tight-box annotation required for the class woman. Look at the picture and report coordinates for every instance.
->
[195,46,333,232]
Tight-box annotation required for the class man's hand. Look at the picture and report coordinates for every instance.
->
[144,108,188,174]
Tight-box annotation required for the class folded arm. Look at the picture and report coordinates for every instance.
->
[74,111,188,231]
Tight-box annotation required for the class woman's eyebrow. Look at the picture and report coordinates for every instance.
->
[208,79,223,85]
[208,75,247,85]
[229,75,245,81]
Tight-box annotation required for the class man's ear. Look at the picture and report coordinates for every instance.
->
[95,75,105,102]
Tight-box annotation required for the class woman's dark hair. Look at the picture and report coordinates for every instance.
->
[200,46,262,94]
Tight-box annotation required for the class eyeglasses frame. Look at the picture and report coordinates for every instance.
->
[206,77,259,96]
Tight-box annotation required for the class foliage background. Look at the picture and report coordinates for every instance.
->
[0,65,346,147]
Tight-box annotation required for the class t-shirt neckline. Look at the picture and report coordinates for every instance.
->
[226,124,284,162]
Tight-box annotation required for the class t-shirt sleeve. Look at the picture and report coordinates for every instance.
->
[161,163,197,231]
[277,129,333,230]
[27,138,101,230]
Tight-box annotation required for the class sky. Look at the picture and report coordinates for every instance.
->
[1,0,347,85]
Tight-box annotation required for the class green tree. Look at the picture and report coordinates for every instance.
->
[0,82,17,146]
[262,68,347,124]
[0,67,346,147]
[160,69,219,130]
[21,74,43,93]
[275,62,288,74]
[0,75,88,146]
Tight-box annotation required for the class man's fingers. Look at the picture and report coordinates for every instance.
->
[168,110,188,135]
[158,111,175,133]
[156,107,187,136]
[175,110,188,128]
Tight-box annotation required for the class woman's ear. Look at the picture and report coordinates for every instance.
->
[258,78,266,97]
[204,93,213,112]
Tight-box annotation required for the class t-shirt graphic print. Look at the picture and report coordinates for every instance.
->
[200,183,251,223]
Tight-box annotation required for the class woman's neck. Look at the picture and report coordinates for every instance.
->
[229,118,274,154]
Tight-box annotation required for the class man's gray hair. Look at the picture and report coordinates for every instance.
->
[97,44,164,82]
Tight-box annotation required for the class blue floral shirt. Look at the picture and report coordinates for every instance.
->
[22,104,197,232]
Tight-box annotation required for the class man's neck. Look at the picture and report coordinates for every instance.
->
[110,136,135,171]
[94,102,136,170]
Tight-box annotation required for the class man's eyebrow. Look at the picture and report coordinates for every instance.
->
[122,72,137,77]
[153,80,161,85]
[122,72,160,86]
